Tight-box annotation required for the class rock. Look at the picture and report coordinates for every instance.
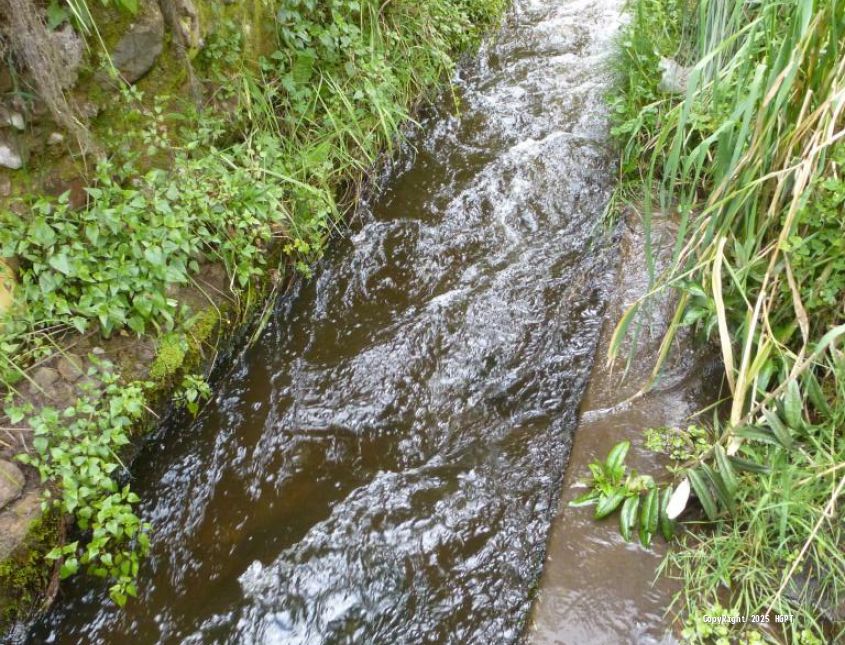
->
[0,461,25,511]
[43,174,88,209]
[56,355,84,381]
[104,2,165,84]
[49,24,85,90]
[31,366,59,389]
[45,380,76,404]
[173,0,203,49]
[0,138,22,170]
[47,132,64,146]
[0,107,24,131]
[0,490,42,562]
[0,65,12,94]
[79,101,100,121]
[91,346,106,355]
[658,57,692,94]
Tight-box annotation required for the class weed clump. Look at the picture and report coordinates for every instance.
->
[606,0,845,641]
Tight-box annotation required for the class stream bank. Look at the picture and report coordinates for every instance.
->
[28,0,629,640]
[527,211,721,644]
[0,0,506,633]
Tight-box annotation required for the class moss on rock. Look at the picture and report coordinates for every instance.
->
[148,331,189,383]
[0,508,63,631]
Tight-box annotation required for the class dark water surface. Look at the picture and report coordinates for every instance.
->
[31,0,622,641]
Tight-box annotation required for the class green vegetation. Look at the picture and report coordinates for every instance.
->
[148,332,188,382]
[0,510,63,625]
[0,0,505,614]
[8,365,151,606]
[603,0,845,641]
[174,373,211,416]
[570,441,676,547]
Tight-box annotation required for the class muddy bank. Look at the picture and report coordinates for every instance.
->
[0,261,237,629]
[527,212,722,644]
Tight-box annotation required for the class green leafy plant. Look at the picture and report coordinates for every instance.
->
[570,441,675,547]
[175,373,212,416]
[9,363,151,606]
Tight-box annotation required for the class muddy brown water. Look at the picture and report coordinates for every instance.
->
[527,213,722,644]
[24,0,660,642]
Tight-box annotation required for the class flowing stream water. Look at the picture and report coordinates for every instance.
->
[30,0,626,641]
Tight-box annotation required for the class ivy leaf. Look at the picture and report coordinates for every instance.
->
[48,252,73,276]
[29,219,56,247]
[59,557,79,579]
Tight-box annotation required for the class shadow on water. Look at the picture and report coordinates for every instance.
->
[30,0,629,641]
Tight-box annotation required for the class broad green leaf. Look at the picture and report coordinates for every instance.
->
[734,425,781,446]
[728,456,771,474]
[803,371,831,418]
[659,486,674,540]
[713,445,738,497]
[605,440,630,483]
[702,464,734,514]
[762,408,793,449]
[595,490,625,519]
[569,490,599,507]
[48,252,73,276]
[688,468,718,520]
[783,379,803,429]
[619,495,639,541]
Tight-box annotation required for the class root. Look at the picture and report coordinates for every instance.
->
[0,0,96,154]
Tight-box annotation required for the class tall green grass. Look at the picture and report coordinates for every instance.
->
[610,0,845,641]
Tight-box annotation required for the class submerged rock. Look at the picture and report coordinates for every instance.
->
[0,107,24,131]
[56,355,84,382]
[173,0,203,49]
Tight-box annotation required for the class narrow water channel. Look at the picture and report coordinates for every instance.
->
[31,0,623,641]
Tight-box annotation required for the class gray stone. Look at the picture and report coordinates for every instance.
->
[48,132,65,146]
[168,0,202,49]
[658,57,692,94]
[105,2,165,84]
[56,355,84,381]
[0,460,24,511]
[0,107,24,131]
[49,24,85,90]
[0,490,41,561]
[32,366,59,389]
[79,102,101,121]
[0,138,22,170]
